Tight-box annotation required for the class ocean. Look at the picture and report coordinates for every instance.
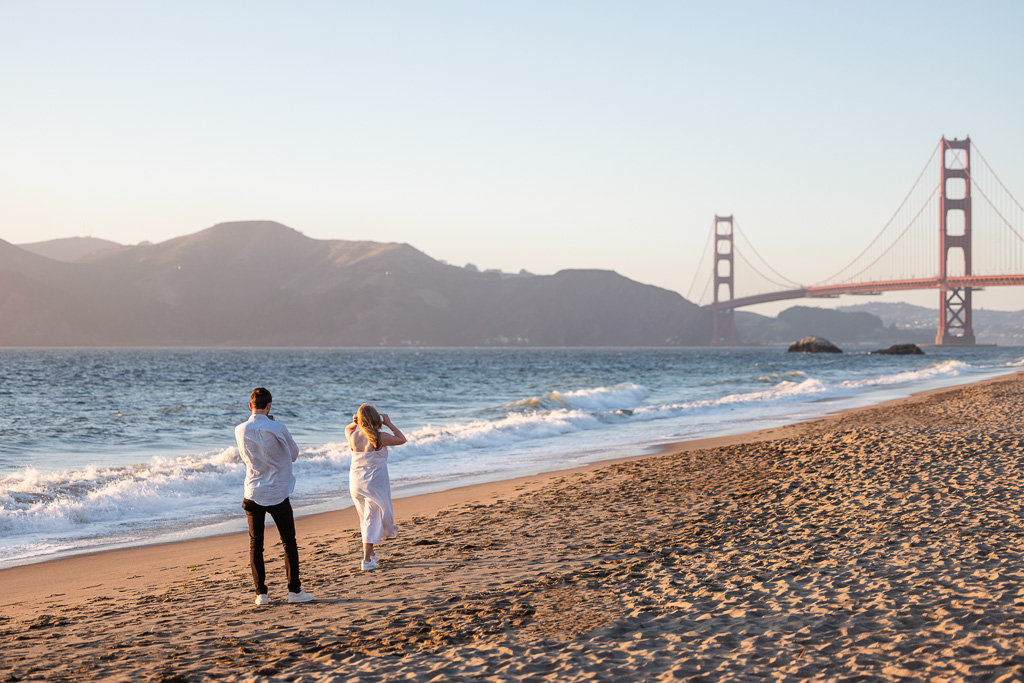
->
[2,346,1022,569]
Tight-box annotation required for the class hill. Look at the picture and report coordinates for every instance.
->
[736,306,907,347]
[0,221,710,347]
[838,302,1024,346]
[15,222,1008,348]
[18,236,123,262]
[734,300,1023,347]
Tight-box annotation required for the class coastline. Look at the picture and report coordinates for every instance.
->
[4,345,1021,575]
[4,369,1024,680]
[0,371,966,596]
[6,358,1017,576]
[0,423,790,606]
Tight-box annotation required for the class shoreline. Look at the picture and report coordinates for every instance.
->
[0,423,793,604]
[3,346,1021,575]
[5,369,1024,680]
[1,370,1014,601]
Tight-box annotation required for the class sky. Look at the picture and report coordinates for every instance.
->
[2,1,1023,315]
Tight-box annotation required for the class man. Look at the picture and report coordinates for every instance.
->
[235,387,314,605]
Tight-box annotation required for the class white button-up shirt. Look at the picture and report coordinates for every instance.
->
[235,414,299,506]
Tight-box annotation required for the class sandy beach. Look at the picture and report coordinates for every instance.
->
[3,371,1024,682]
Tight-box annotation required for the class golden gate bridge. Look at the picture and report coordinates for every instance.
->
[690,136,1024,346]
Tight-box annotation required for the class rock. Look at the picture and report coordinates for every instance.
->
[870,343,925,355]
[787,336,843,353]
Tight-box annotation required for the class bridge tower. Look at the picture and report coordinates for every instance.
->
[936,136,976,345]
[712,215,737,346]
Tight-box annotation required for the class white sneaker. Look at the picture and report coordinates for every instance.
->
[254,593,269,606]
[288,590,314,603]
[360,558,380,571]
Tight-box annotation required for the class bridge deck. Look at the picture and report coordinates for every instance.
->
[706,275,1024,311]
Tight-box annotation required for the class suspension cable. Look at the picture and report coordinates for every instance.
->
[732,218,803,287]
[734,244,802,290]
[820,139,942,284]
[967,142,1024,244]
[964,165,1024,245]
[686,217,716,301]
[830,184,940,284]
[698,270,712,306]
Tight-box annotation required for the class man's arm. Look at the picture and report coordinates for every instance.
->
[280,426,300,462]
[234,424,248,460]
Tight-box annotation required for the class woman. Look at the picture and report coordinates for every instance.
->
[345,403,406,571]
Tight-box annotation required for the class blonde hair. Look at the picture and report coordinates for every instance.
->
[356,403,384,450]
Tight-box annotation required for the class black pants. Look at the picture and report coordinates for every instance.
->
[243,497,301,595]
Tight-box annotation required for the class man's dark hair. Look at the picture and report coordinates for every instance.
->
[250,387,272,410]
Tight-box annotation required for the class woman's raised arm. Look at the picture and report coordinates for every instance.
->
[380,414,407,446]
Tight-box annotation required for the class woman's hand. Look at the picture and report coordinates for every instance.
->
[379,414,406,446]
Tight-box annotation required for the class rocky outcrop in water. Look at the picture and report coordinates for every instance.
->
[787,336,843,353]
[870,344,924,355]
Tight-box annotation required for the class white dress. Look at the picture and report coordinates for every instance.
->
[348,446,397,544]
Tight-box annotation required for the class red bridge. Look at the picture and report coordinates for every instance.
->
[696,137,1024,345]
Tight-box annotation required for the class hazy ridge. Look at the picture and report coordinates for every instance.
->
[2,221,709,347]
[7,222,1019,347]
[18,236,123,262]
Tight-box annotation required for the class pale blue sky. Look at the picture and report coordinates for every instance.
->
[2,1,1023,313]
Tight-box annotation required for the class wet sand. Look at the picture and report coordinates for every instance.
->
[3,371,1024,682]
